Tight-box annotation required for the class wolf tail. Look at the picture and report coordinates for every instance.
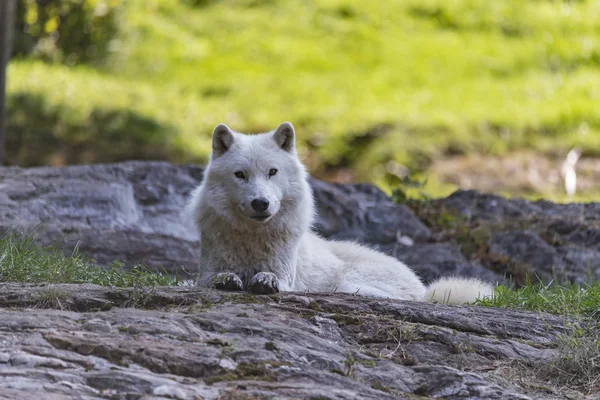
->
[423,277,495,305]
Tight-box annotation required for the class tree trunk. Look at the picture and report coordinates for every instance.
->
[0,0,16,165]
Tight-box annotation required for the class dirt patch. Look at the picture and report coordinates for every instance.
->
[431,151,600,199]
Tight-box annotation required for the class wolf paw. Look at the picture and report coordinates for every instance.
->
[211,272,244,291]
[248,272,280,295]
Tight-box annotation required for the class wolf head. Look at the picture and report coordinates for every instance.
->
[200,122,314,228]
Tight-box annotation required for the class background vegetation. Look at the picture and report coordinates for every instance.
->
[6,0,600,200]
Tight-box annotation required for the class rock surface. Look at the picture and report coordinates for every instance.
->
[2,161,599,285]
[1,162,599,399]
[0,283,580,399]
[421,190,600,284]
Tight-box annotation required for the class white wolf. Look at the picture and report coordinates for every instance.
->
[186,122,494,304]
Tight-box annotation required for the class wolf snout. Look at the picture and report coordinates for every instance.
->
[251,198,270,212]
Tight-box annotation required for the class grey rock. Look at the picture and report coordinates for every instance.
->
[310,178,431,243]
[430,190,543,221]
[0,284,580,399]
[380,242,505,283]
[0,162,202,277]
[426,189,600,284]
[558,246,600,281]
[489,231,562,278]
[433,189,599,228]
[489,231,600,284]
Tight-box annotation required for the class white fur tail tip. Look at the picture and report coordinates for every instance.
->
[424,277,495,305]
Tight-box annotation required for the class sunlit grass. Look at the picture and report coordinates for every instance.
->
[476,280,600,319]
[7,0,600,196]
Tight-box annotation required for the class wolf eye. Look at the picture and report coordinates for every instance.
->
[269,169,278,177]
[234,171,245,179]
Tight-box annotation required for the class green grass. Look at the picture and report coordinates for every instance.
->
[476,280,600,319]
[7,0,600,197]
[0,231,179,287]
[546,324,600,392]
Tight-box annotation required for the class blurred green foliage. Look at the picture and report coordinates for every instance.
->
[6,0,600,199]
[13,0,122,64]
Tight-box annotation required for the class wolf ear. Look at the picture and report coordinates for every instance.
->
[212,123,234,157]
[273,122,295,152]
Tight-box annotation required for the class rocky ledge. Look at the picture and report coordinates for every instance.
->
[0,283,583,399]
[0,161,599,399]
[1,161,599,285]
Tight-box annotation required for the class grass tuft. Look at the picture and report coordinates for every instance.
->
[543,323,600,393]
[0,230,180,287]
[476,279,600,319]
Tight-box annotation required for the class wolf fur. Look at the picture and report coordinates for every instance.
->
[186,122,494,304]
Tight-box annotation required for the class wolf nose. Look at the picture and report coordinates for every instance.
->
[251,198,270,212]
